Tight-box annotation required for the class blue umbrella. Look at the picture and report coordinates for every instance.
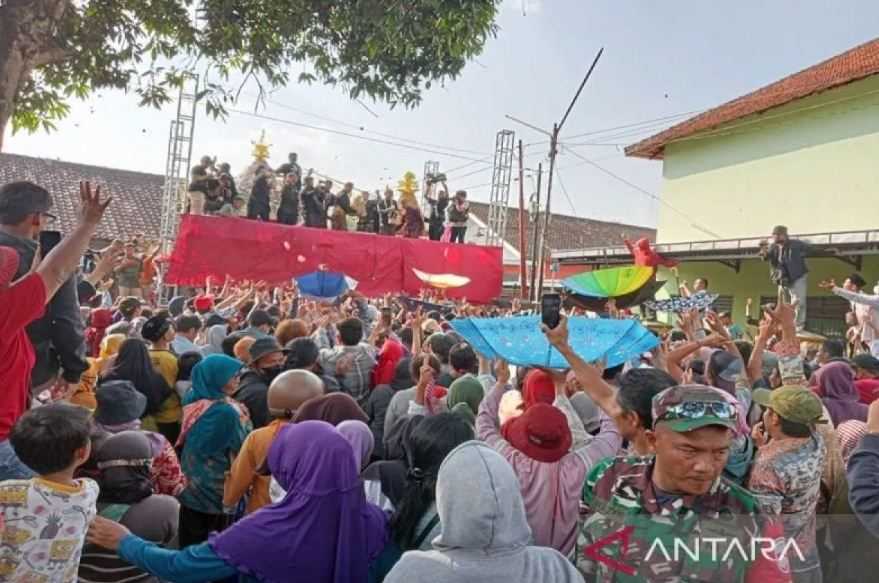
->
[294,271,357,300]
[451,315,658,369]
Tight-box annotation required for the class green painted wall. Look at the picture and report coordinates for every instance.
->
[653,256,879,334]
[656,75,879,243]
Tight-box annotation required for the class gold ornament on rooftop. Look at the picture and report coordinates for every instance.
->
[251,130,271,162]
[397,171,419,209]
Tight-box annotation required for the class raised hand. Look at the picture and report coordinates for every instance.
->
[542,314,570,350]
[79,181,111,225]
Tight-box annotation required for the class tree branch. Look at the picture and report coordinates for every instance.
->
[32,47,68,67]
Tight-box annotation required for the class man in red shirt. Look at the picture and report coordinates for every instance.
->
[853,353,879,404]
[0,181,110,480]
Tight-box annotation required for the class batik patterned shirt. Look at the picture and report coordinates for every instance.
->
[746,432,825,575]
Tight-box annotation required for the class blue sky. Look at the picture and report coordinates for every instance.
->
[4,0,878,229]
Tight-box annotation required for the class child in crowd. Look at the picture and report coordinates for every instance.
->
[0,404,99,582]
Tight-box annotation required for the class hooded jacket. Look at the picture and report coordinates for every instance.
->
[0,230,88,385]
[384,441,582,583]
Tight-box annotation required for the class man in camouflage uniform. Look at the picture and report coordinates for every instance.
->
[575,385,791,582]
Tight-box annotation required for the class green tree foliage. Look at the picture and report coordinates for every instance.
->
[0,0,500,149]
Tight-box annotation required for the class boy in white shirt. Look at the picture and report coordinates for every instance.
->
[0,403,98,582]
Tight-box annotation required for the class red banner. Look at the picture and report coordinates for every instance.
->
[165,215,503,303]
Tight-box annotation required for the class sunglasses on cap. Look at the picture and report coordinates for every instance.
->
[658,400,738,423]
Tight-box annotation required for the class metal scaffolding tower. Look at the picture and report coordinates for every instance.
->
[420,160,440,212]
[485,130,516,247]
[159,73,199,253]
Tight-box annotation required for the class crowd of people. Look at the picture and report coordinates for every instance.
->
[185,152,472,243]
[3,177,879,583]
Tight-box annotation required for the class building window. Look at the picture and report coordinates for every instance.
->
[712,295,733,315]
[759,295,848,338]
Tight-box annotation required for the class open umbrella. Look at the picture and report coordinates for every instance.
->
[450,315,658,368]
[294,271,357,300]
[563,265,654,298]
[412,268,471,289]
[565,278,667,312]
[644,291,718,313]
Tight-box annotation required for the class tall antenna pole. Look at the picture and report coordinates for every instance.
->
[536,123,558,299]
[529,162,543,302]
[517,140,527,300]
[535,48,603,299]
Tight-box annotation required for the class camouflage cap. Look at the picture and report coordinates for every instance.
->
[752,386,826,426]
[652,385,738,433]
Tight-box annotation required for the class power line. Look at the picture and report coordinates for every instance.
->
[561,109,702,141]
[562,148,722,239]
[458,181,492,191]
[262,98,490,157]
[227,109,490,163]
[554,169,579,217]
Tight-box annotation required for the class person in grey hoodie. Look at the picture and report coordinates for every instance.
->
[384,440,583,583]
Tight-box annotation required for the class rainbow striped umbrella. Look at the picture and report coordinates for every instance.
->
[563,265,654,298]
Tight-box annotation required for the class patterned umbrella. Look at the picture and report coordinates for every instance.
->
[563,265,654,298]
[451,315,658,368]
[565,278,667,311]
[644,291,718,313]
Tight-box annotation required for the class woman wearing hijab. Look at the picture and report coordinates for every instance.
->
[817,361,869,425]
[86,308,114,358]
[384,441,582,583]
[389,414,472,552]
[446,376,484,426]
[366,357,412,459]
[176,354,250,547]
[89,421,389,583]
[477,366,620,556]
[268,393,370,503]
[337,420,375,470]
[79,432,179,583]
[373,338,406,388]
[294,392,369,426]
[200,324,228,356]
[101,339,172,423]
[363,415,423,512]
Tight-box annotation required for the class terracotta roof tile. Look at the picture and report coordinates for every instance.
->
[0,153,164,241]
[626,37,879,159]
[467,201,654,254]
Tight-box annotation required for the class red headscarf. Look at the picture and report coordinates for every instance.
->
[501,403,572,463]
[371,338,406,388]
[522,369,556,409]
[85,308,113,358]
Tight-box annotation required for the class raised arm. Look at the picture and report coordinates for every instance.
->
[36,182,110,301]
[542,316,621,420]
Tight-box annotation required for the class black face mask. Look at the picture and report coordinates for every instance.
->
[261,366,284,382]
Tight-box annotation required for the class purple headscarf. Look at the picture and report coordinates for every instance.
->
[817,361,868,426]
[337,420,375,470]
[210,421,387,583]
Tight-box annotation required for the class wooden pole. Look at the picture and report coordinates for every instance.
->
[517,140,527,300]
[529,163,543,302]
